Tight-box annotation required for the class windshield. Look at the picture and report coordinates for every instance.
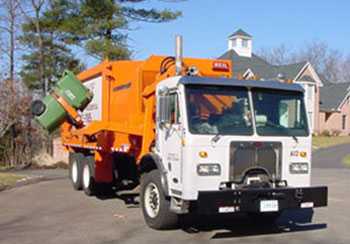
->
[185,85,253,135]
[251,88,309,136]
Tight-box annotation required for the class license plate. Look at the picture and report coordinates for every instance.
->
[219,206,235,213]
[260,200,279,212]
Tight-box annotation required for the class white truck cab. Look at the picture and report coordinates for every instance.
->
[140,75,327,229]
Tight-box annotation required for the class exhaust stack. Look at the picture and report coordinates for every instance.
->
[175,35,183,75]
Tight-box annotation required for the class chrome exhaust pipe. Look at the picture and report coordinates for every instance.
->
[175,35,183,75]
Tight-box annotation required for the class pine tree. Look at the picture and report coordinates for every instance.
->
[20,0,83,92]
[20,0,181,90]
[20,34,83,90]
[51,0,182,60]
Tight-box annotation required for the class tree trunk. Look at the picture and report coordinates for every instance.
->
[30,0,46,96]
[9,0,15,82]
[35,12,45,96]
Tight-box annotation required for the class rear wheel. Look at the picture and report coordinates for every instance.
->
[69,153,83,190]
[141,170,178,230]
[82,156,97,196]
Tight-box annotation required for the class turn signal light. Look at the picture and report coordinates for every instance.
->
[199,151,208,158]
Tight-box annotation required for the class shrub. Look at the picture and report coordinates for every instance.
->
[321,130,331,137]
[0,79,45,168]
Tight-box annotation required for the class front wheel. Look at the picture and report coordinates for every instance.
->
[140,170,178,230]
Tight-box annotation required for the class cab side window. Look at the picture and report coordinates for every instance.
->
[169,93,180,124]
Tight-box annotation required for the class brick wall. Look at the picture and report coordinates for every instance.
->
[319,98,350,135]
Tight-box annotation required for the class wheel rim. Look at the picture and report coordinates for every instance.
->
[71,161,78,184]
[83,164,90,188]
[144,182,160,218]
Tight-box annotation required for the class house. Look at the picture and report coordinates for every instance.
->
[318,82,350,135]
[52,136,69,163]
[219,29,323,133]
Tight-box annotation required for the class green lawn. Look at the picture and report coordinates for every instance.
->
[0,165,13,171]
[342,154,350,168]
[312,136,350,149]
[0,173,25,190]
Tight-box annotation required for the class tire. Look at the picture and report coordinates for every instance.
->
[82,155,97,196]
[69,153,83,190]
[140,169,178,230]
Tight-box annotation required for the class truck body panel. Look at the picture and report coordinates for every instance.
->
[81,76,103,124]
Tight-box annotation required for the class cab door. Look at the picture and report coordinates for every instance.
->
[157,91,184,195]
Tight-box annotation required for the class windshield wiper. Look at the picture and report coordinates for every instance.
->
[292,135,299,143]
[211,133,222,143]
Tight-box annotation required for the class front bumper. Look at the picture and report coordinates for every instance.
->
[196,186,327,214]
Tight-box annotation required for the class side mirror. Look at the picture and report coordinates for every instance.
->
[158,85,169,96]
[158,95,172,127]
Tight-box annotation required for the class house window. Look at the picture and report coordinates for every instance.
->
[232,39,237,47]
[342,115,346,130]
[242,39,248,48]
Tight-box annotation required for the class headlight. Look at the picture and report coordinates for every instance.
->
[290,163,309,174]
[197,164,221,176]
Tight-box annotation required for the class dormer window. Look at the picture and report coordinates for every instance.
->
[232,39,237,47]
[242,39,248,48]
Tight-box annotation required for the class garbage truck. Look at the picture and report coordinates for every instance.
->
[32,36,327,229]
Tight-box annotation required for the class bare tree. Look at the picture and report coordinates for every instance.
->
[20,0,55,156]
[0,78,37,167]
[20,0,47,96]
[257,44,294,66]
[339,55,350,82]
[0,0,23,82]
[258,40,348,83]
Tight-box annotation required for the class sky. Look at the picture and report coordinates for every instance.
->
[112,0,350,64]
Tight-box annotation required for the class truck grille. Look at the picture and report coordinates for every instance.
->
[229,141,282,182]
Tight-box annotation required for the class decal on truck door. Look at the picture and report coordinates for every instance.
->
[81,76,102,124]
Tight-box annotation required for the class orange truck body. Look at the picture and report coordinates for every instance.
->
[60,55,232,182]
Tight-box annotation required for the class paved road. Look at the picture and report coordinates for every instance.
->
[313,143,350,169]
[0,148,349,244]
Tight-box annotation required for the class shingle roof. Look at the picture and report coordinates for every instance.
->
[275,62,308,80]
[228,29,252,38]
[320,82,350,112]
[219,49,307,81]
[318,74,332,86]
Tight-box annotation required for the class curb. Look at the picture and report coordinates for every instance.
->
[15,175,46,187]
[0,175,66,192]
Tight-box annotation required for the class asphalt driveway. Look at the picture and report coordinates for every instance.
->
[312,143,350,169]
[0,147,349,244]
